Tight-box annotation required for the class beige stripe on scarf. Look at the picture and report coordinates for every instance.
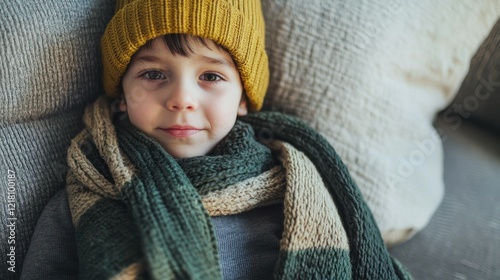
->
[67,96,136,198]
[111,262,144,280]
[202,166,286,216]
[66,171,104,225]
[202,141,350,251]
[67,96,137,225]
[275,141,349,251]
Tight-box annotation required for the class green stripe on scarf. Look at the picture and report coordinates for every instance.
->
[76,198,144,279]
[275,248,351,279]
[118,125,221,279]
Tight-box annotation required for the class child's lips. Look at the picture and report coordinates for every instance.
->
[160,126,201,137]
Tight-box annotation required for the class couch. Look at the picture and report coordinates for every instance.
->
[1,0,499,279]
[389,22,500,278]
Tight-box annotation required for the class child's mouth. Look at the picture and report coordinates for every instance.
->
[161,126,201,137]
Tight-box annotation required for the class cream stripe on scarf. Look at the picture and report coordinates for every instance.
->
[276,141,350,251]
[111,262,144,280]
[67,130,119,199]
[84,97,136,190]
[66,171,104,225]
[67,97,138,224]
[67,96,136,201]
[202,166,286,216]
[202,140,350,252]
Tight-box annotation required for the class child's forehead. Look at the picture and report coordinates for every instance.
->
[140,36,223,57]
[131,35,236,67]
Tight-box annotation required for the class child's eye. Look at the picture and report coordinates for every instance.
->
[200,73,223,82]
[142,70,166,80]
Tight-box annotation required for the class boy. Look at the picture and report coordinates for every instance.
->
[22,0,411,279]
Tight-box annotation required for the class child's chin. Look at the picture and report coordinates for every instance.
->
[162,145,209,159]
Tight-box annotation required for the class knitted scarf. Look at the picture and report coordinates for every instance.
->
[66,96,411,280]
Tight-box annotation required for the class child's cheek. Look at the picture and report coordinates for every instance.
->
[125,94,159,132]
[128,108,160,136]
[126,85,150,110]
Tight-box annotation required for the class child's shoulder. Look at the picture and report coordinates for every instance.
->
[21,188,79,279]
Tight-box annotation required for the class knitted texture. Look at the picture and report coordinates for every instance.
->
[101,0,269,111]
[66,96,412,279]
[0,1,115,278]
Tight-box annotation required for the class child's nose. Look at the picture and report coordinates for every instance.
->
[165,81,198,112]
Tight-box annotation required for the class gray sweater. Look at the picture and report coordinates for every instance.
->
[21,189,284,280]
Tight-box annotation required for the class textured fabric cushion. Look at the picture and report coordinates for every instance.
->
[261,0,500,244]
[0,1,114,278]
[390,117,500,279]
[449,18,500,133]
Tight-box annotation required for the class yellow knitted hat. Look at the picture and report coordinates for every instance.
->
[101,0,269,111]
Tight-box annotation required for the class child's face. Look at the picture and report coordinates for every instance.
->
[120,36,248,159]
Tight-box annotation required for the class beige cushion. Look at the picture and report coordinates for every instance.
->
[262,0,500,244]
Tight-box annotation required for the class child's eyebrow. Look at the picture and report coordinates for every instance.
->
[195,54,235,69]
[130,53,235,69]
[130,54,162,65]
